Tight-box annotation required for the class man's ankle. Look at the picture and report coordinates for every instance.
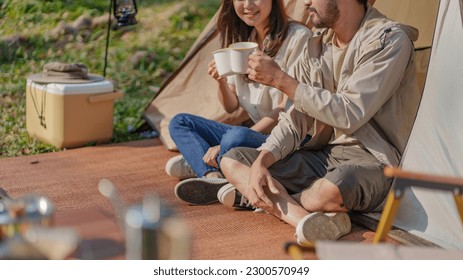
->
[204,171,224,179]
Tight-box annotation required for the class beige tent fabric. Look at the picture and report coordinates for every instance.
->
[143,9,247,151]
[374,0,438,49]
[143,0,438,150]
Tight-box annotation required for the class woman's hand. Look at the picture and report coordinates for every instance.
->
[207,60,225,82]
[203,145,221,168]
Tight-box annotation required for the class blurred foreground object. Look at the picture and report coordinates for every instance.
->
[99,178,191,259]
[0,194,79,259]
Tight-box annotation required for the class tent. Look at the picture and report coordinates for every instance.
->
[143,0,463,250]
[372,0,463,250]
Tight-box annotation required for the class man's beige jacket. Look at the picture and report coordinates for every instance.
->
[259,6,421,167]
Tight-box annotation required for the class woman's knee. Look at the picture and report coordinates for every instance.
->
[169,113,191,130]
[221,127,251,151]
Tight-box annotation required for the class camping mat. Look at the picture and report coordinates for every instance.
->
[0,139,398,259]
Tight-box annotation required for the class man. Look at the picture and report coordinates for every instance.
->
[216,0,421,244]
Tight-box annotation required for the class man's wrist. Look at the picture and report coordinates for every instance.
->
[256,150,275,168]
[272,70,298,100]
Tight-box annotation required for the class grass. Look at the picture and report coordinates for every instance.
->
[0,0,220,158]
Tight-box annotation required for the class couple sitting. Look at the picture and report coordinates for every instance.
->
[165,0,420,244]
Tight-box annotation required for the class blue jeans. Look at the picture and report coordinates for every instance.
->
[169,113,268,177]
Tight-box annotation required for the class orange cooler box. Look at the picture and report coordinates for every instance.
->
[26,79,122,148]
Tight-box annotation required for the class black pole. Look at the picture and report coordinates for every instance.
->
[103,0,112,77]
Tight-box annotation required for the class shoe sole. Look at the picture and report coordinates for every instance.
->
[217,183,236,208]
[174,178,228,205]
[296,212,351,245]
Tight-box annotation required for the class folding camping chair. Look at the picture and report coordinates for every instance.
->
[374,167,463,244]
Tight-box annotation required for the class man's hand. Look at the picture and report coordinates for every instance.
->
[248,50,298,100]
[203,145,220,168]
[246,151,280,210]
[247,50,283,87]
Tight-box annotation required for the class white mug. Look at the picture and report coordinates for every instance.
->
[212,48,233,77]
[229,42,258,74]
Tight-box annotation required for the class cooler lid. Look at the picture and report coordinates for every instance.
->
[27,79,114,95]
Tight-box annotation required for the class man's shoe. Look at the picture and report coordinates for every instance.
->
[165,155,196,180]
[174,178,228,205]
[295,212,351,245]
[217,184,255,210]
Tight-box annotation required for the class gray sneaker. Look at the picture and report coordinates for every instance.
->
[174,178,228,205]
[165,155,196,180]
[217,184,255,211]
[295,212,351,245]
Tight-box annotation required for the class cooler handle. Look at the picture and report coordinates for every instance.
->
[88,91,123,104]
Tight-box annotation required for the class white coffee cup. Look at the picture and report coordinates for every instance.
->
[229,42,258,74]
[212,48,233,77]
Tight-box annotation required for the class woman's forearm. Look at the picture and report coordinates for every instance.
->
[217,79,239,113]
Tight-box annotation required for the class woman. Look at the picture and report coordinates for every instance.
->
[166,0,311,187]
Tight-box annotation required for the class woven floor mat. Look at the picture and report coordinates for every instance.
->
[0,139,397,259]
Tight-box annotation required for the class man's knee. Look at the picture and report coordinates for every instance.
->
[220,154,243,178]
[300,179,346,212]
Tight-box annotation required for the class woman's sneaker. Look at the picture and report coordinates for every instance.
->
[174,178,228,205]
[217,184,255,211]
[295,212,351,246]
[165,155,196,180]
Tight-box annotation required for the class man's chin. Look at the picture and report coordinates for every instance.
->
[309,20,322,29]
[307,14,319,28]
[312,23,325,29]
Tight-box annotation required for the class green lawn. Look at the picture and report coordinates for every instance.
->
[0,0,220,158]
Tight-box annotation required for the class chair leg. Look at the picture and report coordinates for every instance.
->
[374,190,402,244]
[284,242,315,260]
[453,194,463,225]
[287,244,304,260]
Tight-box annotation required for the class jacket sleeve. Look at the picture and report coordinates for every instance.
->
[293,28,415,135]
[255,25,315,161]
[257,105,313,162]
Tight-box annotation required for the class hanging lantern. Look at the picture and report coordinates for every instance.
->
[103,0,138,76]
[113,0,138,28]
